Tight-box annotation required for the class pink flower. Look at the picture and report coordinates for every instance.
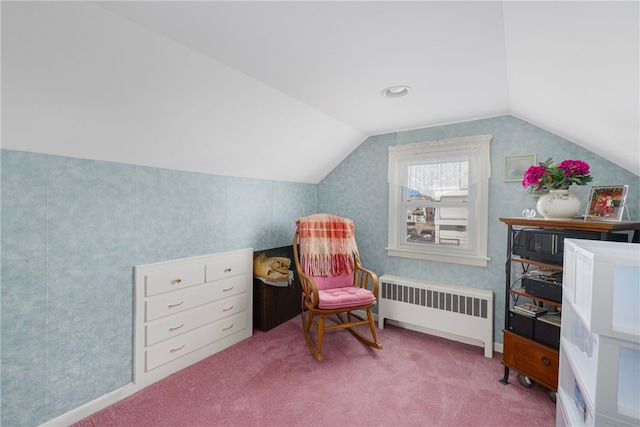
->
[522,157,593,196]
[558,160,590,177]
[522,165,547,188]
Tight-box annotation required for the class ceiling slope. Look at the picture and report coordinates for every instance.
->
[2,1,366,183]
[94,1,512,135]
[2,1,638,182]
[503,1,639,176]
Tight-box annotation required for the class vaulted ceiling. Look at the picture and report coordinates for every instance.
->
[2,1,638,183]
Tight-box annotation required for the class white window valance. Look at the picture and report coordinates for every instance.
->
[388,134,492,187]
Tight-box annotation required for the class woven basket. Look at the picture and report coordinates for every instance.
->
[253,275,302,332]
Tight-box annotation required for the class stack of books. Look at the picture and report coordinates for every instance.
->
[513,302,547,317]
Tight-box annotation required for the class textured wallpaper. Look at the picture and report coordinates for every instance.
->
[0,151,316,426]
[319,114,639,357]
[1,115,638,426]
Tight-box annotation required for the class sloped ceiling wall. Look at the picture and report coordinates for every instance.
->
[503,1,639,175]
[1,1,638,183]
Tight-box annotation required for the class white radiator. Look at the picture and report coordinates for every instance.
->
[378,274,494,358]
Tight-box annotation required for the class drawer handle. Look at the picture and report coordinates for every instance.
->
[224,268,232,273]
[223,306,234,312]
[541,356,551,366]
[168,301,184,308]
[170,344,185,353]
[169,323,185,331]
[174,278,182,284]
[222,324,234,331]
[223,286,234,292]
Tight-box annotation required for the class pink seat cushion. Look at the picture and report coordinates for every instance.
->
[311,271,353,290]
[309,271,375,309]
[317,287,376,309]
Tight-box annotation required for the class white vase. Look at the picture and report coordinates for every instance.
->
[536,189,581,220]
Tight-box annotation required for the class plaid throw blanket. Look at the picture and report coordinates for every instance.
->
[296,214,359,277]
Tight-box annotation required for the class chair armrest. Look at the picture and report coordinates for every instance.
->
[354,258,379,297]
[297,270,320,309]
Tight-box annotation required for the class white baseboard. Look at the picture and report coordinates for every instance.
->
[40,382,138,427]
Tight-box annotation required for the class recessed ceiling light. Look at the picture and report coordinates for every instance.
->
[381,85,411,98]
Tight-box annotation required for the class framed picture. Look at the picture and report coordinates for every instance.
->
[503,154,536,182]
[585,185,629,221]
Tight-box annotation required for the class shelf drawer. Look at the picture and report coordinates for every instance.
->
[503,330,559,390]
[559,334,640,426]
[563,239,640,342]
[145,274,248,322]
[205,251,250,283]
[146,311,247,371]
[146,293,247,346]
[143,263,205,297]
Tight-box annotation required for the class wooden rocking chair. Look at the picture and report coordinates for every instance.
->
[292,214,382,362]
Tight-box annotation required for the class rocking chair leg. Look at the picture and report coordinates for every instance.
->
[301,309,324,362]
[367,310,380,345]
[302,310,317,360]
[316,316,325,362]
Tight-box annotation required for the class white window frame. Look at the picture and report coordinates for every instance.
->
[386,135,492,267]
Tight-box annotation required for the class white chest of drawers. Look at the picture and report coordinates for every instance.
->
[134,249,253,388]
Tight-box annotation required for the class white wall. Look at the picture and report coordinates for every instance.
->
[1,2,365,184]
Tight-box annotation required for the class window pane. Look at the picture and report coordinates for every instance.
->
[438,223,468,246]
[407,161,468,202]
[405,207,468,246]
[406,188,435,202]
[388,134,491,265]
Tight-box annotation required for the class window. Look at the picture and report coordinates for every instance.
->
[387,135,492,267]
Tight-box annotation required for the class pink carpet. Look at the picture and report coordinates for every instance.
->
[74,316,555,426]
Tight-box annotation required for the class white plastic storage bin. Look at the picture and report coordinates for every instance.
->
[557,343,596,426]
[562,239,640,343]
[559,238,640,427]
[558,333,640,427]
[559,300,599,401]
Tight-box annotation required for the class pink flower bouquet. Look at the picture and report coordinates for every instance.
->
[522,158,593,196]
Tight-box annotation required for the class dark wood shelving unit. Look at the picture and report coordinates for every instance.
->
[498,217,640,393]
